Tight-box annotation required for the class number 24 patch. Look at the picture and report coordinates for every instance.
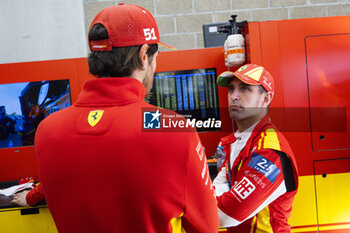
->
[248,153,280,183]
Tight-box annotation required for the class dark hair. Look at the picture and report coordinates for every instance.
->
[88,24,158,78]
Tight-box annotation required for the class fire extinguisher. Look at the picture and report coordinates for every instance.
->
[219,15,245,67]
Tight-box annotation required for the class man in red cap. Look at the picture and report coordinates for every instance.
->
[213,64,298,232]
[33,4,218,233]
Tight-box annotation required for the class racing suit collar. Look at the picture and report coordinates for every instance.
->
[76,77,146,106]
[220,115,273,147]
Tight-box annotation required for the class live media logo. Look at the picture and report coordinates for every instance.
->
[142,108,221,131]
[143,110,161,129]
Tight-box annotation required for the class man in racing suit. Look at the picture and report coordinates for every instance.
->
[213,64,298,232]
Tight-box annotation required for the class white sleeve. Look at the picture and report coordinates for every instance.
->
[213,166,230,197]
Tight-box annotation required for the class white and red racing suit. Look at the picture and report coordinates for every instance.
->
[213,115,298,233]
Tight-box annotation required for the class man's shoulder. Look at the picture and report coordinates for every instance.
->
[143,103,186,119]
[252,125,288,152]
[36,106,73,131]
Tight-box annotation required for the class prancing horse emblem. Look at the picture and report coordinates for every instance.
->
[88,110,104,127]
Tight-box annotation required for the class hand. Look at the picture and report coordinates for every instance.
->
[11,190,30,207]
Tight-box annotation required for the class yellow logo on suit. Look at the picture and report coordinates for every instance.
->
[88,110,104,127]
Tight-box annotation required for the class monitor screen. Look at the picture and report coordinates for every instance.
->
[0,79,71,148]
[146,68,220,132]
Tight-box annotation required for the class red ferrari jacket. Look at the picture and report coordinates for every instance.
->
[35,77,218,233]
[213,116,298,233]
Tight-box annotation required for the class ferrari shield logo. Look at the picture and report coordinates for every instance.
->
[88,110,104,127]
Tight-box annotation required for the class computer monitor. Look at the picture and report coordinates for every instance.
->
[0,58,92,181]
[0,79,71,149]
[147,68,220,132]
[151,47,232,157]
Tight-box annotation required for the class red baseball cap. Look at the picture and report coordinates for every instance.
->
[217,64,275,94]
[88,3,175,51]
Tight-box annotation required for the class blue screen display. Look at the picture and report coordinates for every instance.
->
[0,79,71,148]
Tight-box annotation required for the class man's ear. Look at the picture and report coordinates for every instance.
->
[262,91,273,107]
[139,44,149,69]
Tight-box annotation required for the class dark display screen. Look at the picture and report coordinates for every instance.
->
[0,79,71,148]
[146,68,220,132]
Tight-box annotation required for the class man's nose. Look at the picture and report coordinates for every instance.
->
[230,89,240,101]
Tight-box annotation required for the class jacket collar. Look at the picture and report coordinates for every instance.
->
[221,114,273,146]
[75,77,146,106]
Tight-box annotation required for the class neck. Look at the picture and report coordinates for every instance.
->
[235,111,267,132]
[131,69,145,83]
